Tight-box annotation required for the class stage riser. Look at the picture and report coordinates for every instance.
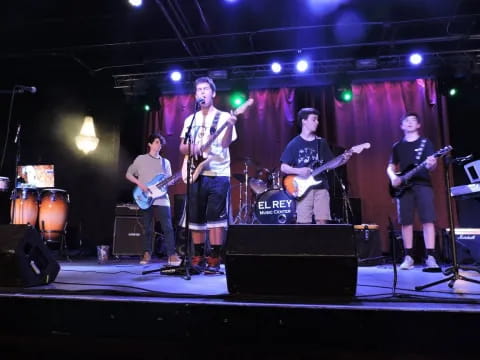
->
[0,296,478,358]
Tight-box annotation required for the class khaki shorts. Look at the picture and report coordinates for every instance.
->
[296,188,331,223]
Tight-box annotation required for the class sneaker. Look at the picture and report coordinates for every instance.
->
[168,254,182,266]
[190,255,205,273]
[204,256,223,275]
[399,255,414,270]
[139,251,151,265]
[425,255,440,269]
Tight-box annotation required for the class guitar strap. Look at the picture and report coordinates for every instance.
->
[209,111,221,135]
[415,138,427,165]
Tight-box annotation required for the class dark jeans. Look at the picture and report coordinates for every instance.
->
[141,205,175,256]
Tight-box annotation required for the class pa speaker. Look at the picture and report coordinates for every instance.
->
[225,224,357,297]
[112,216,145,255]
[0,224,60,287]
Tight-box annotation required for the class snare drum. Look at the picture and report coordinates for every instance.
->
[254,189,296,224]
[0,177,9,192]
[38,188,70,241]
[10,187,39,225]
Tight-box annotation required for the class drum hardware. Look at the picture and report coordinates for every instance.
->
[233,159,255,224]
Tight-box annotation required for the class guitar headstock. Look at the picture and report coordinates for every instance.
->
[350,142,371,154]
[436,145,453,157]
[233,98,254,116]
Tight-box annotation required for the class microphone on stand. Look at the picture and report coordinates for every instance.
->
[15,85,37,94]
[196,97,205,105]
[453,154,473,165]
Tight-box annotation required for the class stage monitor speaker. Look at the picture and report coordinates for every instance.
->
[0,224,60,287]
[112,216,145,255]
[225,224,357,297]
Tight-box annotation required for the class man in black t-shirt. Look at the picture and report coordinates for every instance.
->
[387,113,440,270]
[280,108,335,224]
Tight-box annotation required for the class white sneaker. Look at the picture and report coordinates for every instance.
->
[425,255,440,269]
[400,255,414,270]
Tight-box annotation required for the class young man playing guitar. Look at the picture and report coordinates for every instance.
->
[179,77,238,274]
[126,133,181,266]
[387,113,440,271]
[280,108,351,224]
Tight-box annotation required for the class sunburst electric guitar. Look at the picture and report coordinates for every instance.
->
[283,142,371,200]
[181,98,254,183]
[133,171,182,209]
[388,145,452,198]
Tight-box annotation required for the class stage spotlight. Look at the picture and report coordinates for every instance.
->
[170,71,182,82]
[334,78,353,103]
[296,59,309,73]
[271,62,282,73]
[439,77,460,98]
[143,104,151,111]
[409,53,423,66]
[128,0,142,7]
[229,91,247,107]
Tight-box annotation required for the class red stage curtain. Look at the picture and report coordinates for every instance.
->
[148,79,450,251]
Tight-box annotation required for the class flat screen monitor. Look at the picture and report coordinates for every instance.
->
[464,160,480,184]
[16,164,55,188]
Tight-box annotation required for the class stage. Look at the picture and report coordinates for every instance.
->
[1,257,480,359]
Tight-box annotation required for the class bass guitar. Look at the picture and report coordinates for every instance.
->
[133,171,182,209]
[283,142,371,200]
[389,145,452,198]
[181,98,254,183]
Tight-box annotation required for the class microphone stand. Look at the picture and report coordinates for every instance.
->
[415,156,480,291]
[142,101,200,279]
[1,86,22,226]
[334,171,353,224]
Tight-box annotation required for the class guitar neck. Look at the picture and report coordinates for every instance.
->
[200,122,230,153]
[156,171,182,188]
[401,161,427,182]
[312,150,349,177]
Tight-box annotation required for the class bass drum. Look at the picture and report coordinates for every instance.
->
[10,187,39,225]
[38,188,70,241]
[254,189,296,224]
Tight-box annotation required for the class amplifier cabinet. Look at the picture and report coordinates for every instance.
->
[443,228,480,264]
[112,216,145,256]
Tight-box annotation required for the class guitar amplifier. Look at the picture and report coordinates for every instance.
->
[115,203,142,217]
[443,228,480,264]
[112,216,145,256]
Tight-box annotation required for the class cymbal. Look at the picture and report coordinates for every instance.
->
[232,173,249,183]
[235,156,258,166]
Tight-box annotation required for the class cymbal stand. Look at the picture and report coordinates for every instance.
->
[233,161,251,224]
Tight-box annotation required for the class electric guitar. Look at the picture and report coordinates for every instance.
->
[133,171,182,209]
[181,98,254,183]
[283,142,371,200]
[389,145,452,198]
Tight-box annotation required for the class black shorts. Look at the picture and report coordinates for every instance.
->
[396,184,436,225]
[182,176,230,230]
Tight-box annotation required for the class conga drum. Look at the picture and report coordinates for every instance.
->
[10,187,39,225]
[38,188,70,241]
[0,176,9,192]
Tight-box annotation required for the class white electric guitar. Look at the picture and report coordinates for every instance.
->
[283,142,371,199]
[181,98,254,183]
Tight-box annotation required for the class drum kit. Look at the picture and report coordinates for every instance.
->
[0,176,70,243]
[232,157,296,224]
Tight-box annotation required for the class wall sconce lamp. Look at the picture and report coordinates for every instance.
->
[75,116,99,154]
